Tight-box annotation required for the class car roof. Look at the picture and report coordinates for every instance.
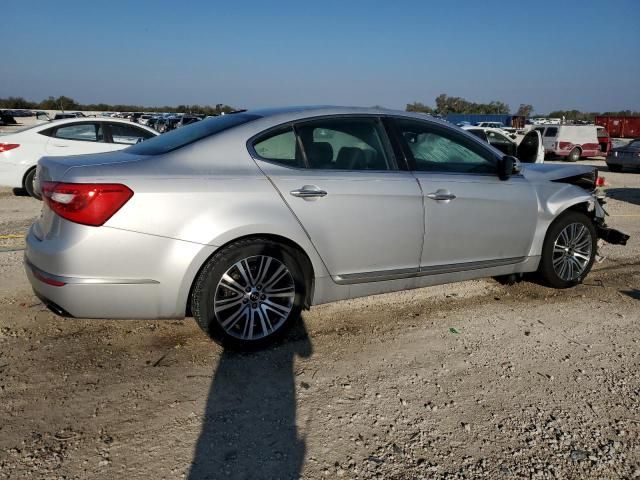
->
[244,105,452,128]
[30,116,158,133]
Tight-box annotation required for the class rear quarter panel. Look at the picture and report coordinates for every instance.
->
[55,133,331,303]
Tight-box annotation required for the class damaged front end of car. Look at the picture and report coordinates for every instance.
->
[552,168,630,246]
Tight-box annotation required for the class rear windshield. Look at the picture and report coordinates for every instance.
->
[126,113,260,155]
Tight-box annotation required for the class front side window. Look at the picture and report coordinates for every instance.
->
[109,123,154,144]
[544,127,558,137]
[296,118,393,170]
[395,119,496,174]
[466,129,488,142]
[486,131,512,146]
[54,123,103,142]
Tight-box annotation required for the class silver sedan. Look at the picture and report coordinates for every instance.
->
[25,107,628,349]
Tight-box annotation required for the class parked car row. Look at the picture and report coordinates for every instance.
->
[144,114,204,132]
[463,127,544,163]
[0,118,157,198]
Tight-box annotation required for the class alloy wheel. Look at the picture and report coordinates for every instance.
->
[213,255,295,340]
[552,223,593,281]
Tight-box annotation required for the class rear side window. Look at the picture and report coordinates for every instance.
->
[544,127,558,137]
[54,123,104,142]
[109,123,154,144]
[252,127,302,168]
[127,113,260,155]
[296,118,394,170]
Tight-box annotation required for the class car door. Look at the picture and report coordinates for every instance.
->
[45,121,118,156]
[622,140,640,168]
[516,130,544,163]
[391,117,538,270]
[484,130,516,156]
[251,116,424,281]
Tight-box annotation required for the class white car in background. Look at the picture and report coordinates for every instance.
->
[0,118,157,198]
[463,126,544,163]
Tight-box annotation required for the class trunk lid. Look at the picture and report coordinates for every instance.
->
[36,150,143,184]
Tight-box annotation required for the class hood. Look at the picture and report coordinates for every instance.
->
[521,163,597,182]
[37,150,143,183]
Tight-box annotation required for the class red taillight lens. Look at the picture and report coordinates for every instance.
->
[32,268,66,287]
[596,176,606,187]
[42,182,133,226]
[0,143,20,153]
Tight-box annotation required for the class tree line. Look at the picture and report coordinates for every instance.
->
[0,96,236,115]
[2,94,638,120]
[406,94,639,119]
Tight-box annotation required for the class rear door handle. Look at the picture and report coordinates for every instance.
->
[290,186,327,198]
[426,191,456,201]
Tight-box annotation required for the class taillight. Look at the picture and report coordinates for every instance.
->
[42,182,133,226]
[595,176,606,187]
[0,143,20,153]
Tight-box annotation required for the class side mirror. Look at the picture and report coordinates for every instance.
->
[498,155,520,180]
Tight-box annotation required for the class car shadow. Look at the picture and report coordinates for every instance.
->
[188,320,313,480]
[605,188,640,207]
[620,289,640,300]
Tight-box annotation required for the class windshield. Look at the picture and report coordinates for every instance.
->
[126,113,261,155]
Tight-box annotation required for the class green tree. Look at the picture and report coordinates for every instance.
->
[515,104,534,117]
[406,102,434,114]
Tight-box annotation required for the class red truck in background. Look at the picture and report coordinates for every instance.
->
[595,116,640,138]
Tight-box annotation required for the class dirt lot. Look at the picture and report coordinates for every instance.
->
[0,161,638,479]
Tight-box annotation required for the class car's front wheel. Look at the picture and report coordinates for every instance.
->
[538,211,597,288]
[191,238,306,349]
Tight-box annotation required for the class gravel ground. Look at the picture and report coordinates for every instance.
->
[0,160,638,479]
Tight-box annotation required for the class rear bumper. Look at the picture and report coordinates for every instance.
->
[24,222,217,319]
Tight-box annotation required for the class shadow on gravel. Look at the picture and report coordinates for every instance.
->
[605,188,640,207]
[188,321,313,480]
[620,289,640,300]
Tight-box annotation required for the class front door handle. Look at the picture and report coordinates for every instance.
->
[290,186,328,198]
[426,190,456,201]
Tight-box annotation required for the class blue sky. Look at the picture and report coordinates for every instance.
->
[4,0,639,113]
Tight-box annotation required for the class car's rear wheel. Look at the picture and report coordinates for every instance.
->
[566,147,581,162]
[191,238,305,349]
[23,168,41,200]
[538,211,596,288]
[607,164,623,173]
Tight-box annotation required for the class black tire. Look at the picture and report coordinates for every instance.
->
[23,168,41,200]
[607,164,623,173]
[191,238,306,350]
[538,211,597,289]
[566,147,581,162]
